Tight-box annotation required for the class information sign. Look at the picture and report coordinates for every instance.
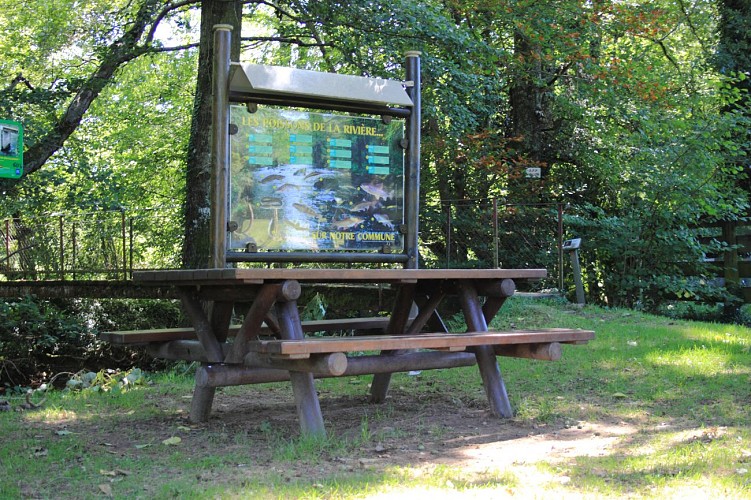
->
[0,119,23,179]
[229,107,404,252]
[525,167,542,179]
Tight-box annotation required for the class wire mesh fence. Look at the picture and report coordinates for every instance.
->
[1,208,182,280]
[421,200,564,290]
[1,202,565,288]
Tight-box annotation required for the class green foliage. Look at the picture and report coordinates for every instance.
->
[0,296,93,387]
[0,296,182,388]
[65,367,146,394]
[300,292,327,322]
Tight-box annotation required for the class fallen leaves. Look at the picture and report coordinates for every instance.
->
[99,468,131,477]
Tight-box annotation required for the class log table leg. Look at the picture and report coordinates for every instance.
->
[190,377,217,423]
[457,281,514,418]
[178,289,226,423]
[369,283,416,403]
[192,300,237,422]
[276,296,326,437]
[210,301,234,343]
[224,283,285,364]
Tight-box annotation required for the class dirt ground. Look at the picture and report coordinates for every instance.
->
[46,380,635,496]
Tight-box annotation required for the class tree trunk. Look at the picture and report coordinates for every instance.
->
[716,0,751,317]
[183,0,242,269]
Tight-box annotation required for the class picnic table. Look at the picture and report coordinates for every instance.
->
[102,267,594,436]
[94,32,596,437]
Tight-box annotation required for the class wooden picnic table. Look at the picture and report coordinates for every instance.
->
[106,267,594,436]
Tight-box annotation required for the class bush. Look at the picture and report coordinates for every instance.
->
[0,297,93,389]
[0,296,183,390]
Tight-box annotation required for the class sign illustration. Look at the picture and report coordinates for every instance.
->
[229,106,404,252]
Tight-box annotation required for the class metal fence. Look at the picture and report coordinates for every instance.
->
[1,209,181,281]
[422,200,564,290]
[1,202,565,288]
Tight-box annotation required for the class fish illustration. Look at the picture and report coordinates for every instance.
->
[334,216,365,230]
[360,183,392,200]
[294,168,307,176]
[305,170,333,180]
[315,192,337,203]
[351,200,379,212]
[260,196,283,207]
[373,213,395,230]
[286,219,309,231]
[293,202,319,217]
[276,183,300,192]
[314,177,339,191]
[260,174,284,184]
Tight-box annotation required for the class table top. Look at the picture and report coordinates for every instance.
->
[133,268,547,285]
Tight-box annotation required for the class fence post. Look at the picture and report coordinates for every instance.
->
[121,210,127,281]
[129,217,134,279]
[4,219,9,274]
[59,216,65,280]
[71,221,77,280]
[492,198,499,268]
[557,203,564,292]
[563,238,585,305]
[446,203,451,269]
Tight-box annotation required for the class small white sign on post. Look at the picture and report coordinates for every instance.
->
[525,167,542,179]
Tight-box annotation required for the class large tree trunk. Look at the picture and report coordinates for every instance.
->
[182,0,242,269]
[716,0,751,316]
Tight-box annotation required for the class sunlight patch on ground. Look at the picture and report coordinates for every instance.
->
[380,421,640,498]
[22,408,79,425]
[449,422,636,469]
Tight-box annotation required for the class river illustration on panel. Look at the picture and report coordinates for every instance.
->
[229,106,404,252]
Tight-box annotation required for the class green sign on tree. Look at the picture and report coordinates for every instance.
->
[0,119,23,179]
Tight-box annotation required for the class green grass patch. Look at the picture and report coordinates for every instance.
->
[1,297,750,498]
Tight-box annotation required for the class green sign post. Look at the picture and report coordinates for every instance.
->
[0,119,23,179]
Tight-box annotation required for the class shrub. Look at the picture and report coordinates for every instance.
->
[0,296,183,389]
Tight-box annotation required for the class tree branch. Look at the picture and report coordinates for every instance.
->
[21,0,164,176]
[6,74,35,92]
[145,0,201,46]
[240,35,330,48]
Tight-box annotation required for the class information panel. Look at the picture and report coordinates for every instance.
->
[229,106,404,252]
[0,119,23,179]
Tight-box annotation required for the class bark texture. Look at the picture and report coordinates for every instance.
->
[182,0,242,269]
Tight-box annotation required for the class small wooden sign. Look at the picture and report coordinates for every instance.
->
[0,119,23,179]
[525,167,541,179]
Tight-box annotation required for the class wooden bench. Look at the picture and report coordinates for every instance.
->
[100,316,395,345]
[236,328,594,377]
[247,328,593,357]
[132,328,594,386]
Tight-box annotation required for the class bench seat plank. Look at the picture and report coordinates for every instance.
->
[100,316,394,344]
[248,328,594,356]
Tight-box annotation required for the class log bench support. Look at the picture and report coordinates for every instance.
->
[458,281,513,417]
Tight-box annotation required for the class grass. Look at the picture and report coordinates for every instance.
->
[1,297,751,498]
